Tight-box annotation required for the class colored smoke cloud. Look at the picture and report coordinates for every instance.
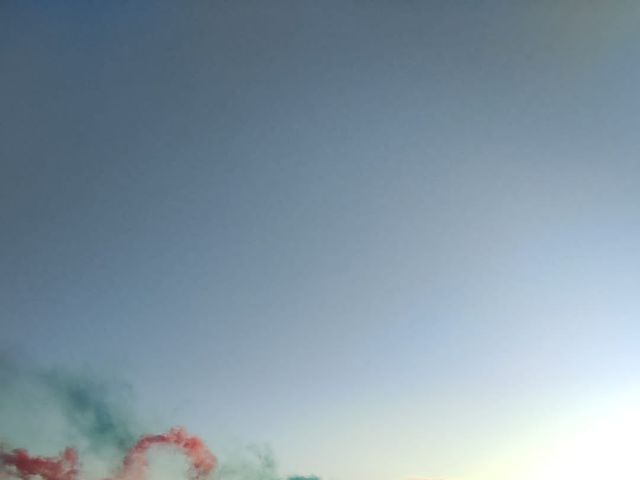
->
[0,427,216,480]
[0,360,318,480]
[0,358,142,478]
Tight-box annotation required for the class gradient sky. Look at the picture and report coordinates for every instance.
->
[2,2,640,480]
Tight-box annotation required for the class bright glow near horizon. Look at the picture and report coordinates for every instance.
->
[463,393,640,480]
[522,408,640,480]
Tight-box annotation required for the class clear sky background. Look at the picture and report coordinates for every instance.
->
[2,2,640,480]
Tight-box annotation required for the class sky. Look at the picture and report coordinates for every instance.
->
[2,2,640,480]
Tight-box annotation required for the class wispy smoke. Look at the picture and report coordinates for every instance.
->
[40,370,137,454]
[0,360,318,480]
[214,445,319,480]
[215,445,279,480]
[0,358,140,467]
[0,359,144,480]
[0,427,216,480]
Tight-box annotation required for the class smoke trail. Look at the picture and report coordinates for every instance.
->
[213,445,319,480]
[0,359,139,462]
[0,447,79,480]
[119,428,216,480]
[39,370,136,454]
[0,360,318,480]
[215,445,279,480]
[0,428,216,480]
[0,434,316,480]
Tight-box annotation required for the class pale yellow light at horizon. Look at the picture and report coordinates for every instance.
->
[408,391,640,480]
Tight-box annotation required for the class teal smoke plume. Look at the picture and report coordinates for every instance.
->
[0,362,318,480]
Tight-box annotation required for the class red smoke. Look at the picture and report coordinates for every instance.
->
[0,448,78,480]
[0,428,216,480]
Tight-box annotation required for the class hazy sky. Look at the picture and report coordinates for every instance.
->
[2,2,640,480]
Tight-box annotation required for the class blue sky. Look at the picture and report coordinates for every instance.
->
[2,2,640,480]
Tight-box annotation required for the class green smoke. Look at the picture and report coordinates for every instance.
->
[0,358,140,468]
[214,445,320,480]
[215,445,279,480]
[1,359,319,480]
[38,369,138,453]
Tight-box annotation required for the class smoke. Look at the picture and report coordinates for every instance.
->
[0,358,140,475]
[215,445,279,480]
[39,370,136,454]
[0,427,216,480]
[0,360,317,480]
[214,446,319,480]
[0,360,216,480]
